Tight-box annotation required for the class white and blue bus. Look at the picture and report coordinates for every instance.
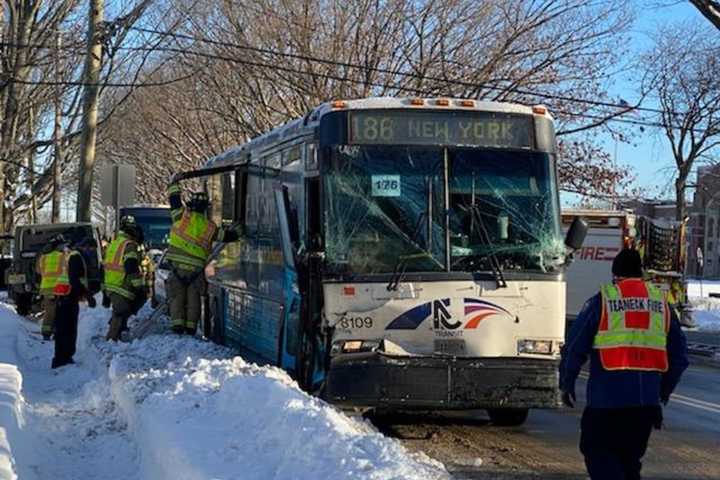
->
[178,98,583,425]
[119,205,172,250]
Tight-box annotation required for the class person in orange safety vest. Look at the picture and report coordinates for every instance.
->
[37,234,96,368]
[559,248,688,480]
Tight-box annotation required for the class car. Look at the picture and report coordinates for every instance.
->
[5,223,103,315]
[0,234,13,290]
[152,250,170,303]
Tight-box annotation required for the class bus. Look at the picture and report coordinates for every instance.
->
[118,205,172,250]
[176,98,584,425]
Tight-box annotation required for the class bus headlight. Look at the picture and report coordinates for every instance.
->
[517,339,553,355]
[331,339,382,355]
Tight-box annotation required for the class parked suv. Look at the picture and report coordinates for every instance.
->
[5,223,103,315]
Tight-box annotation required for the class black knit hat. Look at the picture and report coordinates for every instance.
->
[612,248,643,278]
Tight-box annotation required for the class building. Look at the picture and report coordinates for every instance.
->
[687,164,720,278]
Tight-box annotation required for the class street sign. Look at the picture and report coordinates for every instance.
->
[100,163,136,207]
[100,163,136,232]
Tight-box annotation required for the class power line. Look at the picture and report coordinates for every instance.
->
[0,41,682,131]
[0,36,708,133]
[128,25,666,116]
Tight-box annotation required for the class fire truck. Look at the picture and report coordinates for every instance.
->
[562,209,690,325]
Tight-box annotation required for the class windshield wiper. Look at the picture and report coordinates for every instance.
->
[386,212,428,291]
[465,204,507,288]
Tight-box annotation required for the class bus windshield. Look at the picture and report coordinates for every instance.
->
[448,148,563,273]
[120,207,173,249]
[133,215,172,249]
[324,146,563,276]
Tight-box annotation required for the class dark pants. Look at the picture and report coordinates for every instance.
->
[107,293,146,341]
[52,298,79,368]
[580,407,662,480]
[168,270,205,333]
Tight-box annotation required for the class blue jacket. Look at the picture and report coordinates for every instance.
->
[559,292,689,408]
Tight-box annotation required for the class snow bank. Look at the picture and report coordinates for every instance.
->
[690,297,720,332]
[0,304,23,480]
[0,295,448,480]
[107,335,449,480]
[686,279,720,298]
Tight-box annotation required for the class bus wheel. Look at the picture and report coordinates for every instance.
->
[487,408,529,426]
[15,293,32,316]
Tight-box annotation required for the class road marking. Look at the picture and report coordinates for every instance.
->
[576,372,720,414]
[671,393,720,410]
[670,397,720,414]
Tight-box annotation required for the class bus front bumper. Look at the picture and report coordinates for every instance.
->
[324,353,561,410]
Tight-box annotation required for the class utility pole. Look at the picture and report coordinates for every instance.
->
[76,0,104,222]
[52,31,62,223]
[27,107,36,224]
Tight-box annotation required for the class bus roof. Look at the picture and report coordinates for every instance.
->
[203,97,552,171]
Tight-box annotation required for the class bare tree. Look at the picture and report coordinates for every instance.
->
[101,0,637,203]
[643,22,720,221]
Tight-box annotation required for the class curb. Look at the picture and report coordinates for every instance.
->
[688,342,720,367]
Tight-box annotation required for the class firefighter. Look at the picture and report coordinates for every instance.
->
[166,179,239,335]
[39,235,95,368]
[104,216,147,341]
[36,238,64,340]
[559,248,689,480]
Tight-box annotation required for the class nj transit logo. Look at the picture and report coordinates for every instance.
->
[386,298,511,330]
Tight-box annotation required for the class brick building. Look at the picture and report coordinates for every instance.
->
[687,164,720,278]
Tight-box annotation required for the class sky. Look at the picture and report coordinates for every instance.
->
[592,1,711,205]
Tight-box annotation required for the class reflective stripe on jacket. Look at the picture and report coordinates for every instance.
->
[38,250,86,297]
[167,210,217,270]
[103,234,143,299]
[594,279,669,372]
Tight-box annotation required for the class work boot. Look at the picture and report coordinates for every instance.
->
[185,327,196,336]
[171,325,184,335]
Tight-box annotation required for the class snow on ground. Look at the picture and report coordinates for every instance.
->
[689,297,720,332]
[0,298,449,480]
[686,280,720,332]
[686,279,720,298]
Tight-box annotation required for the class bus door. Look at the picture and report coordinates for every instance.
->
[274,187,302,375]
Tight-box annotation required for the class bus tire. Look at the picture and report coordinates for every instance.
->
[487,408,529,426]
[15,293,32,316]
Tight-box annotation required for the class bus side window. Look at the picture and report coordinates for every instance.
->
[244,173,262,290]
[221,173,235,224]
[207,174,223,226]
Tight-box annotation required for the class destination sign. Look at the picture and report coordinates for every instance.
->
[349,110,534,148]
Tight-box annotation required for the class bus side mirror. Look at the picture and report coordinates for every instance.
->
[565,217,588,251]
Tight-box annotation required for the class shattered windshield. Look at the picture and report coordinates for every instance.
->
[448,149,563,272]
[324,145,446,274]
[324,145,563,276]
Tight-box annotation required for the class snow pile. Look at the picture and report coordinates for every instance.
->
[0,296,448,480]
[0,310,22,480]
[686,279,720,298]
[686,280,720,331]
[108,334,449,480]
[689,296,720,332]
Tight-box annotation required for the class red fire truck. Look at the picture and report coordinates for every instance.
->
[562,209,690,325]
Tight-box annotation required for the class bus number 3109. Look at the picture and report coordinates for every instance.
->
[339,316,374,329]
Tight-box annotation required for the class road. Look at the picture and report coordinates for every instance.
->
[373,360,720,479]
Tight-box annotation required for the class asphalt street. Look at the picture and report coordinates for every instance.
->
[373,360,720,479]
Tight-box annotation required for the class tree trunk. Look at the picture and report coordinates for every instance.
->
[675,177,686,223]
[76,0,104,222]
[52,33,63,223]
